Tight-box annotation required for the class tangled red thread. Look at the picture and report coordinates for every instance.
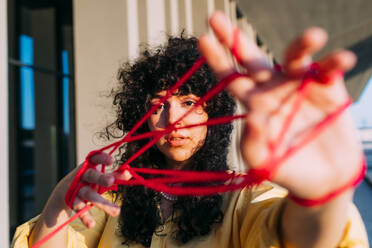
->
[32,35,366,248]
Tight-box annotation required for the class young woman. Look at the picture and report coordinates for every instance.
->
[13,12,367,247]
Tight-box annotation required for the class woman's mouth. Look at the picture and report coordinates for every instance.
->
[167,136,188,146]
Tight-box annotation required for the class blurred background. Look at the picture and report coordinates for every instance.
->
[1,0,372,245]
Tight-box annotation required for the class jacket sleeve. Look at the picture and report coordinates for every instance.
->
[337,203,369,248]
[237,185,369,247]
[12,200,109,248]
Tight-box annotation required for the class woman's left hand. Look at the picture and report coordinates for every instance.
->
[198,11,363,201]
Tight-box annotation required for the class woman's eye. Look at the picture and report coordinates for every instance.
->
[183,100,196,107]
[152,103,164,114]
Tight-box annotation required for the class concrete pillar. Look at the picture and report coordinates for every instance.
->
[0,0,9,244]
[126,0,139,59]
[137,0,148,48]
[139,0,167,45]
[165,0,179,35]
[191,0,214,36]
[215,0,230,15]
[229,0,238,25]
[178,0,193,34]
[145,0,166,45]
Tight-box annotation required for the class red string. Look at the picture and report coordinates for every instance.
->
[32,41,365,247]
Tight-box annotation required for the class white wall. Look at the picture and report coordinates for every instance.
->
[0,0,9,245]
[73,0,128,161]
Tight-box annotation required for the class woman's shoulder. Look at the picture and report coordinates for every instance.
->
[217,182,288,247]
[249,182,288,202]
[226,182,287,203]
[222,182,288,216]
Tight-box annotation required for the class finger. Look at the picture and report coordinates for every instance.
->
[208,11,234,48]
[73,197,96,228]
[209,11,272,82]
[317,50,357,78]
[90,152,114,165]
[198,35,256,107]
[82,168,115,187]
[283,27,328,77]
[113,170,133,181]
[78,186,120,216]
[306,51,356,110]
[240,112,269,169]
[198,34,235,79]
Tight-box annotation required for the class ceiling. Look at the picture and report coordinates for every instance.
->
[237,0,372,100]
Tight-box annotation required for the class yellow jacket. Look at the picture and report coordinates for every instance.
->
[12,183,368,247]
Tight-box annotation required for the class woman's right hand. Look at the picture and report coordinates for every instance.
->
[30,152,131,247]
[61,152,126,227]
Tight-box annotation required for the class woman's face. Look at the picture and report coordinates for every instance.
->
[147,91,208,168]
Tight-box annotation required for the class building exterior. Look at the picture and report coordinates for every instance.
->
[2,0,371,246]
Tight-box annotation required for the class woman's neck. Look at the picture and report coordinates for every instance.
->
[165,158,192,170]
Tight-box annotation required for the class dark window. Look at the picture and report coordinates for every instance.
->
[8,0,75,235]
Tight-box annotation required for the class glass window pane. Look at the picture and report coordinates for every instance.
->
[19,34,35,130]
[62,50,70,135]
[351,75,372,128]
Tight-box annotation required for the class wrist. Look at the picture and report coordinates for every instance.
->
[287,158,365,207]
[282,190,352,248]
[41,186,74,224]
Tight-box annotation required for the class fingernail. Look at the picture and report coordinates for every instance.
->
[124,171,132,180]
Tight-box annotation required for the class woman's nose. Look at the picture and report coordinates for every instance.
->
[167,103,183,126]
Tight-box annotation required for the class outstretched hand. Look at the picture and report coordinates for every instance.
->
[199,11,363,200]
[42,152,131,229]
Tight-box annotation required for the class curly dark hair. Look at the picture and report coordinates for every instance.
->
[106,35,236,247]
